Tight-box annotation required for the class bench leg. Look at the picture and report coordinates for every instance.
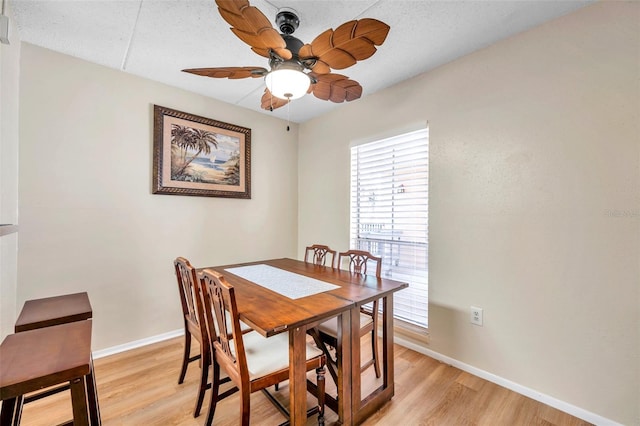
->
[0,396,23,426]
[86,356,101,425]
[70,378,90,426]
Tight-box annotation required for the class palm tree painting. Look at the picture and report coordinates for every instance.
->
[153,105,250,198]
[170,124,239,185]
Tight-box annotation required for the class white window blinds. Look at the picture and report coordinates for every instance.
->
[350,128,429,328]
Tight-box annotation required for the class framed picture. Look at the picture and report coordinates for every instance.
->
[153,105,251,199]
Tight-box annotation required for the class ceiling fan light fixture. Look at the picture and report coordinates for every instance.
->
[265,68,310,100]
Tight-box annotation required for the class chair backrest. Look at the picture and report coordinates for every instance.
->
[198,268,248,385]
[304,244,337,267]
[338,250,382,278]
[174,257,207,341]
[338,250,382,325]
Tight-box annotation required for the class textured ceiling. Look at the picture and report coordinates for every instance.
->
[9,0,593,123]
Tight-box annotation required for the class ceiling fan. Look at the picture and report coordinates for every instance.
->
[182,0,390,111]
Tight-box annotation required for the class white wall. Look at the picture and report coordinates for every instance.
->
[298,2,639,425]
[17,43,299,350]
[0,5,20,340]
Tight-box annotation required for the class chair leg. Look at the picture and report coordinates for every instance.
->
[371,328,381,379]
[316,366,325,426]
[204,363,221,426]
[309,328,339,385]
[240,387,251,426]
[178,327,192,384]
[194,345,210,417]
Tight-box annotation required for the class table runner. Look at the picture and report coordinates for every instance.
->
[224,264,340,299]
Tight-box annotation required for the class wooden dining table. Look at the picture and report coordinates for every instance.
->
[202,257,408,425]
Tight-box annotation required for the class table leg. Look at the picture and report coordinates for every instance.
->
[289,326,307,426]
[382,294,395,390]
[337,309,353,425]
[350,305,362,422]
[353,294,396,424]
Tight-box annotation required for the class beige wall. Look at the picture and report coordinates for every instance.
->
[0,5,20,340]
[17,43,299,350]
[298,2,638,424]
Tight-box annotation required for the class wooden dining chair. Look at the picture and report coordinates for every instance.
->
[197,268,326,426]
[174,257,211,418]
[317,250,383,378]
[304,244,337,268]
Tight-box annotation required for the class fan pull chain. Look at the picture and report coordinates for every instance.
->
[286,99,291,132]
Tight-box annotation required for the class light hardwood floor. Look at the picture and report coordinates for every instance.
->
[17,336,591,425]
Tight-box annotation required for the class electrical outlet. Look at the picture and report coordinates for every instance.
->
[471,306,483,326]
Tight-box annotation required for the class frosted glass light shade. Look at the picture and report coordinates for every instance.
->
[265,69,310,100]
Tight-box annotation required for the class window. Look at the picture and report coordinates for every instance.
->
[350,128,429,329]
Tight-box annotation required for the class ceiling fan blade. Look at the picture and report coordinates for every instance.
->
[230,29,292,60]
[217,2,267,33]
[215,0,292,60]
[251,47,270,58]
[182,66,268,79]
[310,73,362,103]
[300,18,390,70]
[261,89,289,111]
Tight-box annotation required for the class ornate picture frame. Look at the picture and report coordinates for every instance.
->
[152,105,251,199]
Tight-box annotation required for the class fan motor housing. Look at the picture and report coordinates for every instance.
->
[282,34,303,56]
[276,8,300,35]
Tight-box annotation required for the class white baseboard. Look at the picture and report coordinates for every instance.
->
[92,329,184,360]
[393,335,621,426]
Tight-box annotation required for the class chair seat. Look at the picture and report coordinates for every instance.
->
[317,312,373,338]
[242,331,323,381]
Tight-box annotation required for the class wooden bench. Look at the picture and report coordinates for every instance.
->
[14,292,92,332]
[13,291,98,419]
[0,320,100,425]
